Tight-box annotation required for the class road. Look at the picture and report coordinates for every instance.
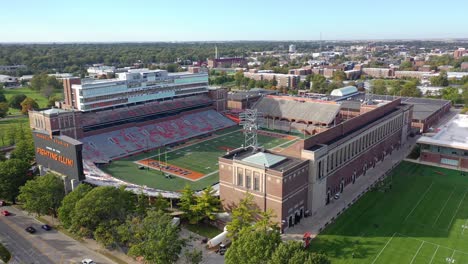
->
[0,206,115,264]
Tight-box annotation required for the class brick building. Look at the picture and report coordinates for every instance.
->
[220,98,414,229]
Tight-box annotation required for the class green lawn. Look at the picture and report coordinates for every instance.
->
[3,87,61,114]
[102,129,294,191]
[311,162,468,264]
[185,223,222,239]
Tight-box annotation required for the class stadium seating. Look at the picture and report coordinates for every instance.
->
[81,110,236,162]
[81,95,212,128]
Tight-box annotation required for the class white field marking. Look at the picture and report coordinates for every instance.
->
[433,188,456,226]
[396,232,468,256]
[409,241,425,264]
[446,188,468,231]
[428,245,440,264]
[448,250,456,263]
[143,128,241,160]
[271,138,298,150]
[462,218,468,235]
[404,182,434,222]
[371,233,396,264]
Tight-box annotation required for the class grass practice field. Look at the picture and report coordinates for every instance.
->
[101,127,297,191]
[311,162,468,264]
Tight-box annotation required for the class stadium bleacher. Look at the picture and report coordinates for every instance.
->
[81,110,235,162]
[81,95,213,128]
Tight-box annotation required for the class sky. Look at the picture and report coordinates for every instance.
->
[1,0,467,42]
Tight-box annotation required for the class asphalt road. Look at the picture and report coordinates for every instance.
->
[0,206,115,264]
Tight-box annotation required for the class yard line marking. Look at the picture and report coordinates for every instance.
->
[433,188,455,226]
[396,232,468,256]
[462,218,468,235]
[371,233,395,264]
[409,241,424,264]
[446,188,468,230]
[428,245,439,264]
[404,182,434,222]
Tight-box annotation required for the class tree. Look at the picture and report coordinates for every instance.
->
[430,71,449,87]
[20,97,39,114]
[124,210,185,264]
[0,159,30,203]
[0,92,6,103]
[189,185,221,224]
[225,227,281,264]
[227,192,259,239]
[70,186,135,237]
[332,71,347,82]
[0,102,8,118]
[248,79,256,89]
[10,137,35,163]
[166,64,179,73]
[47,95,62,107]
[269,241,307,264]
[17,174,65,217]
[441,87,461,104]
[305,253,331,264]
[234,71,244,87]
[183,249,203,264]
[179,184,196,220]
[311,75,327,93]
[400,81,421,97]
[8,94,27,109]
[58,184,93,229]
[371,80,387,95]
[399,61,414,71]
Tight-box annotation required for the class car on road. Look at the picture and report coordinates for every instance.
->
[25,226,36,233]
[41,224,52,231]
[81,259,96,264]
[1,210,10,216]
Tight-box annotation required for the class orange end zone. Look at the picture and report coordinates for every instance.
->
[218,146,232,151]
[137,158,205,181]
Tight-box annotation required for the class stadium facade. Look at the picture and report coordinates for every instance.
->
[219,96,414,228]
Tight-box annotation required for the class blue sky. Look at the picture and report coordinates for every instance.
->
[1,0,467,42]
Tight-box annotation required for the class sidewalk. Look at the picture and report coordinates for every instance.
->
[282,137,418,241]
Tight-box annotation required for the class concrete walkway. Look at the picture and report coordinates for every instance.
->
[282,137,418,241]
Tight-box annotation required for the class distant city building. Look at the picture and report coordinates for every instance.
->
[362,67,394,78]
[289,44,297,53]
[0,65,27,73]
[453,48,468,59]
[418,114,468,169]
[243,72,300,89]
[207,57,247,68]
[63,69,209,111]
[461,62,468,70]
[0,75,19,87]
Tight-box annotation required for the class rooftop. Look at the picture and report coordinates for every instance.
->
[242,152,286,167]
[418,114,468,151]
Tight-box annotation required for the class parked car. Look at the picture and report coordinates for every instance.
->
[1,210,10,216]
[81,259,96,264]
[25,226,36,233]
[41,224,52,231]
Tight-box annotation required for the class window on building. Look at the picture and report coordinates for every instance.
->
[253,175,260,191]
[237,168,243,186]
[245,169,252,189]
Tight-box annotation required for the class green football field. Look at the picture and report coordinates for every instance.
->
[311,162,468,264]
[101,127,297,191]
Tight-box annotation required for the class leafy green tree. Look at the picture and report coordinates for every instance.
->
[179,184,196,220]
[441,87,461,104]
[47,94,63,107]
[8,94,27,109]
[332,71,347,82]
[0,92,6,103]
[10,137,35,163]
[183,249,203,264]
[18,174,65,217]
[166,64,179,73]
[248,79,256,89]
[0,102,8,118]
[225,227,281,264]
[400,81,421,97]
[304,253,331,264]
[430,71,449,87]
[152,193,170,211]
[234,71,244,87]
[70,186,135,237]
[58,184,93,228]
[269,241,305,264]
[0,159,30,203]
[371,79,387,95]
[311,75,327,93]
[399,61,414,71]
[189,185,220,224]
[20,97,39,114]
[124,210,185,264]
[227,192,259,239]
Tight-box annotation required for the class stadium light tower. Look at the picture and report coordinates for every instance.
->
[239,109,262,150]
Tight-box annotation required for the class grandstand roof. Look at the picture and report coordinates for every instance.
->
[418,114,468,151]
[254,97,341,124]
